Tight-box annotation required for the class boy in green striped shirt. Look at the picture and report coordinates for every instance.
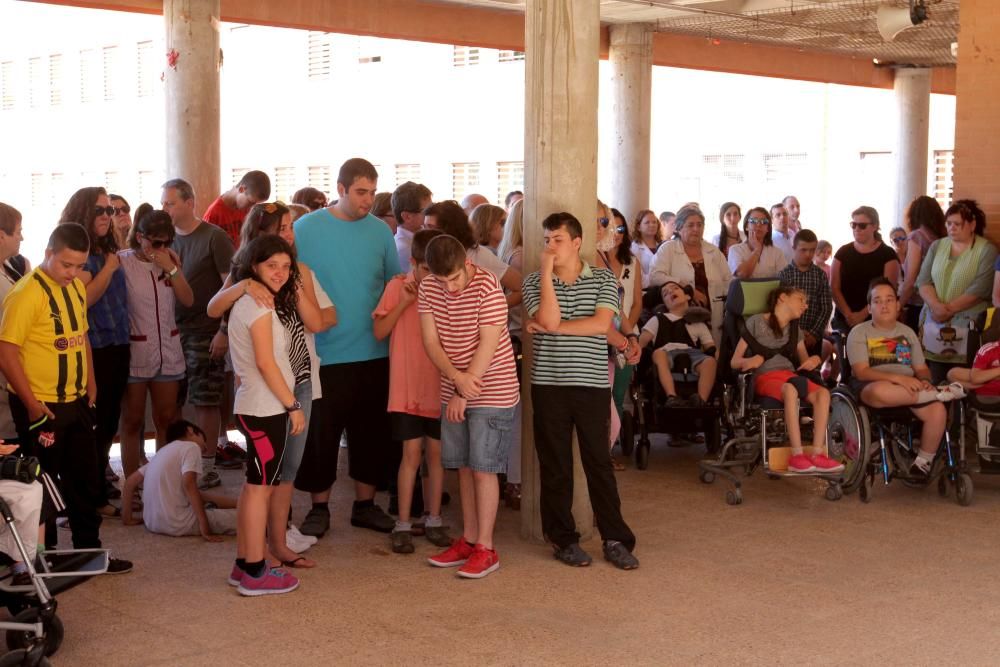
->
[522,212,638,571]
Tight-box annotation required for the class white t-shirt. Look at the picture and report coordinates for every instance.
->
[229,295,295,417]
[727,242,788,279]
[641,312,714,353]
[468,245,509,279]
[140,440,202,537]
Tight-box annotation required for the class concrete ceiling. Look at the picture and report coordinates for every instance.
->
[428,0,959,67]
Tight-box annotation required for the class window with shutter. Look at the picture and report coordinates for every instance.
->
[451,162,480,201]
[307,32,331,80]
[496,162,524,204]
[933,150,954,210]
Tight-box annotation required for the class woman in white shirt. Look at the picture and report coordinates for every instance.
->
[727,207,789,280]
[648,206,733,345]
[630,208,662,287]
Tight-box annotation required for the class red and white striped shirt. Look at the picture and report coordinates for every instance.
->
[417,265,519,408]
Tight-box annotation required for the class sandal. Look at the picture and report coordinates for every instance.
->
[98,504,121,519]
[280,556,316,569]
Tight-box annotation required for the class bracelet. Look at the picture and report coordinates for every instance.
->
[168,265,179,278]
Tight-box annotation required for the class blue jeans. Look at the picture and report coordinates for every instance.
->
[280,380,313,481]
[440,404,516,473]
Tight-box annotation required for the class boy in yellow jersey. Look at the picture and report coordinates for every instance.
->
[0,224,132,572]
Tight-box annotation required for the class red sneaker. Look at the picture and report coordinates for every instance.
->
[809,453,845,473]
[787,453,816,473]
[427,538,474,568]
[457,544,500,579]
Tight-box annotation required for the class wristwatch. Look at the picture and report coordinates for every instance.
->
[285,400,302,412]
[168,265,179,277]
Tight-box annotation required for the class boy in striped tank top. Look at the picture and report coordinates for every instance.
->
[417,235,519,579]
[523,212,638,571]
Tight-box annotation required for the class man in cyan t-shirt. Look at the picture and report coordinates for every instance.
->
[293,158,401,538]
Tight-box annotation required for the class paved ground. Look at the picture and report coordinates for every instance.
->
[25,435,1000,666]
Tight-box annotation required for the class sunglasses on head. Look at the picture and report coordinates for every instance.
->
[94,206,115,217]
[850,221,871,230]
[598,217,610,227]
[113,205,130,215]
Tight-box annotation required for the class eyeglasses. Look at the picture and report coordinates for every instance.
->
[598,217,610,227]
[891,236,906,244]
[113,205,130,215]
[850,222,871,230]
[614,225,626,234]
[747,217,769,226]
[94,206,115,217]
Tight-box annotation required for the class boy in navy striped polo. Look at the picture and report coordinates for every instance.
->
[523,212,638,570]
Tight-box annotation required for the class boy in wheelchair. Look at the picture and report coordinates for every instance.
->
[636,281,717,407]
[845,278,964,478]
[729,286,842,474]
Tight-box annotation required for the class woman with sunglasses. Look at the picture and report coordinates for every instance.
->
[109,194,133,251]
[648,205,732,346]
[897,196,946,332]
[598,201,643,467]
[58,187,131,513]
[118,211,193,477]
[830,206,900,333]
[916,199,997,383]
[727,207,787,280]
[710,202,744,259]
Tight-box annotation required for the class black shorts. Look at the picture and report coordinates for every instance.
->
[236,413,288,486]
[389,412,441,442]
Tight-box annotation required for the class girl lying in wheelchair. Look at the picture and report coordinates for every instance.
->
[636,281,717,407]
[730,286,843,474]
[845,278,964,478]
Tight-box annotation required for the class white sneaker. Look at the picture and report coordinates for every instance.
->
[286,527,316,554]
[287,524,318,546]
[936,382,966,402]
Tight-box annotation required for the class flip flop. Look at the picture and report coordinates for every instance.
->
[280,556,316,569]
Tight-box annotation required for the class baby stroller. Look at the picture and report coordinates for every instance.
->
[622,286,722,470]
[698,278,844,505]
[0,490,110,666]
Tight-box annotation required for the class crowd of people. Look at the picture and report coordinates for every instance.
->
[0,156,995,597]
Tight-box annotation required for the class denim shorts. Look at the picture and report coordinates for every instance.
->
[661,347,711,369]
[280,380,313,481]
[440,404,516,473]
[128,371,185,384]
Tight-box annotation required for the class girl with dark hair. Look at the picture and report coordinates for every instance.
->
[227,235,307,596]
[898,195,945,330]
[59,186,130,509]
[831,205,900,332]
[917,199,997,382]
[208,202,330,564]
[727,207,786,279]
[630,208,662,285]
[109,194,132,251]
[711,201,744,258]
[730,286,839,474]
[118,211,194,478]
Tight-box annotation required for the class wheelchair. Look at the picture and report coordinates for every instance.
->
[957,308,1000,479]
[826,325,972,506]
[698,279,844,505]
[620,286,722,470]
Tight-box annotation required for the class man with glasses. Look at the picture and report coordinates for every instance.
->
[161,179,235,489]
[391,181,432,269]
[203,170,271,249]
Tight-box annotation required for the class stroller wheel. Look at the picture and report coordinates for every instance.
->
[6,610,63,657]
[0,649,51,667]
[955,473,974,507]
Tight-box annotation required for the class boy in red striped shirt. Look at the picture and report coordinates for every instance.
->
[417,235,519,579]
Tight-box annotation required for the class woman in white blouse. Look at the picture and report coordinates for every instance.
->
[648,206,732,345]
[630,208,662,287]
[727,207,789,280]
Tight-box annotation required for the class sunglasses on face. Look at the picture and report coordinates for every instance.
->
[850,222,871,230]
[598,217,610,227]
[113,205,130,215]
[142,235,171,249]
[747,217,769,226]
[614,225,626,234]
[94,206,115,217]
[891,236,906,244]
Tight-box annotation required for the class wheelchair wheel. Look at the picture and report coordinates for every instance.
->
[635,438,650,470]
[698,470,715,484]
[725,488,743,506]
[619,409,635,457]
[859,473,874,503]
[0,649,51,667]
[825,484,843,501]
[829,390,872,493]
[955,473,974,507]
[5,610,63,657]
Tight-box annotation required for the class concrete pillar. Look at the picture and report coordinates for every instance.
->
[521,0,601,543]
[164,0,221,218]
[954,0,1000,241]
[893,67,931,228]
[609,23,653,223]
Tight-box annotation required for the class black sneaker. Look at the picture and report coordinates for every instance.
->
[553,543,593,567]
[106,556,134,575]
[664,395,685,408]
[391,529,415,554]
[350,504,395,533]
[299,507,330,538]
[909,458,931,480]
[602,541,638,570]
[688,395,705,408]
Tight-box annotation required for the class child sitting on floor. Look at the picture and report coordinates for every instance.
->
[730,286,842,474]
[636,281,717,407]
[121,420,237,542]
